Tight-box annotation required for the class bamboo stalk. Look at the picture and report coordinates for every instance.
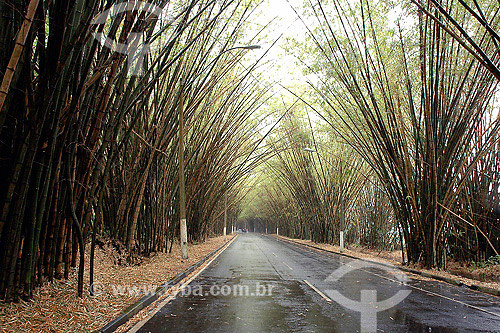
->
[0,0,40,120]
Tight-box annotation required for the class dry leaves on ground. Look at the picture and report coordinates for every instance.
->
[0,235,233,333]
[280,236,500,290]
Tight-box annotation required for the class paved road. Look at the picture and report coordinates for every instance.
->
[133,233,500,332]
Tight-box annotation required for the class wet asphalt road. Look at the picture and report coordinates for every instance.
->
[134,233,500,332]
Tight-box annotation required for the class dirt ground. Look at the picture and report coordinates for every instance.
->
[0,235,234,332]
[280,236,500,290]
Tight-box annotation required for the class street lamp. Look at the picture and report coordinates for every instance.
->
[178,45,260,260]
[232,45,261,50]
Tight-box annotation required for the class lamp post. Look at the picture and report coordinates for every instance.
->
[178,45,260,260]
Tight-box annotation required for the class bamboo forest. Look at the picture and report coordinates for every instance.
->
[0,0,500,332]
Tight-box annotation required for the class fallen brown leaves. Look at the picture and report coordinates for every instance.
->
[279,235,500,291]
[279,236,402,266]
[0,235,233,332]
[115,235,238,333]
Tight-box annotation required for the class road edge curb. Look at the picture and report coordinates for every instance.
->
[99,235,238,333]
[272,235,500,298]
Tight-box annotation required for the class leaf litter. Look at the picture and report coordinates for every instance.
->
[0,235,233,332]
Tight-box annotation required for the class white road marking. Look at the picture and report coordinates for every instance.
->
[303,279,332,303]
[128,236,238,332]
[338,260,500,320]
[283,261,293,271]
[280,236,500,320]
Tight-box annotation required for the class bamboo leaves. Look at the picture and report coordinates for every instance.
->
[291,0,500,268]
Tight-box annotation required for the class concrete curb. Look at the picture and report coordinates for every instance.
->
[99,235,238,333]
[272,235,500,298]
